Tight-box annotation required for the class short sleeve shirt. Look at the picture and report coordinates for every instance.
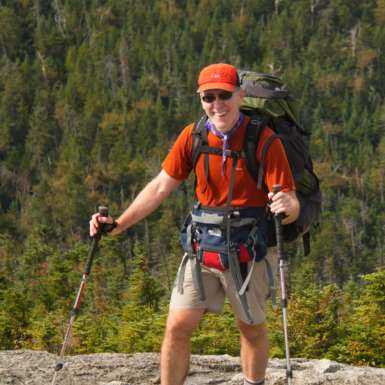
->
[162,115,295,207]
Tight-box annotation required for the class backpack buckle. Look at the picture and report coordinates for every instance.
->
[250,116,267,127]
[224,149,241,160]
[223,149,233,157]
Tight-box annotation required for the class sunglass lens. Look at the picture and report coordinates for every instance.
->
[219,91,233,100]
[202,94,215,103]
[201,92,233,103]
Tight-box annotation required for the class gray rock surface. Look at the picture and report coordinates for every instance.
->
[1,350,385,385]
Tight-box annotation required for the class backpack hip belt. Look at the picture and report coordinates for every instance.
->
[178,204,275,323]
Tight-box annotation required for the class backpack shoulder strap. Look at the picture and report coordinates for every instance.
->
[258,133,280,190]
[243,114,271,188]
[192,115,208,169]
[191,115,211,182]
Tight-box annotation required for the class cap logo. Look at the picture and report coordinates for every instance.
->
[209,72,233,83]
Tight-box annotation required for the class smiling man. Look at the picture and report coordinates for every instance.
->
[90,63,300,385]
[198,64,245,133]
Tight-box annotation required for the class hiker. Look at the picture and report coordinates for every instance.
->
[89,63,300,385]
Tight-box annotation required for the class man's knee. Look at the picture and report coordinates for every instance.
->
[237,320,268,342]
[164,309,204,341]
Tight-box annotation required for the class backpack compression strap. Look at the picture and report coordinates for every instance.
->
[241,80,289,99]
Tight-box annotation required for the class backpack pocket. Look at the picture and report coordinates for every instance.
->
[196,226,229,271]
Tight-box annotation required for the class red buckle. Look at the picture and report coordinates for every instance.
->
[239,244,252,263]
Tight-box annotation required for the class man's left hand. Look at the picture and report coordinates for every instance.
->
[268,190,300,225]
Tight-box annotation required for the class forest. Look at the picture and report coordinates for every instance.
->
[0,0,384,367]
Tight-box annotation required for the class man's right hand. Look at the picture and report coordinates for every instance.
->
[89,212,115,237]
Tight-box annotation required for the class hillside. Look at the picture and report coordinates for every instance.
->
[0,0,384,365]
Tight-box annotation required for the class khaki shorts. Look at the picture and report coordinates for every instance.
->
[170,248,278,325]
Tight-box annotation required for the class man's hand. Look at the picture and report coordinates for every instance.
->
[89,213,117,237]
[268,190,300,225]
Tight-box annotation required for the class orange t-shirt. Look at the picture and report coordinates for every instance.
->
[162,115,295,207]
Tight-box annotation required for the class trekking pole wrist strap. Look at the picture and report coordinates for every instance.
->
[102,220,118,234]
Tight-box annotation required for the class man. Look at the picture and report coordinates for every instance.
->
[90,63,300,385]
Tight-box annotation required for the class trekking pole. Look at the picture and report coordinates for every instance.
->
[51,206,109,385]
[272,184,293,385]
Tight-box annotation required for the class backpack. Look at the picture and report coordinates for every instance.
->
[191,70,322,255]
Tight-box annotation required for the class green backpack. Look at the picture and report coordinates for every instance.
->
[191,70,322,254]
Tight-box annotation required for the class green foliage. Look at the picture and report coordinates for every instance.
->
[330,270,385,366]
[0,0,384,367]
[268,270,385,366]
[112,303,166,353]
[191,303,240,355]
[287,284,345,358]
[123,244,165,309]
[0,287,32,349]
[26,310,63,352]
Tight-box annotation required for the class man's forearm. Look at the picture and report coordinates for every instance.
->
[111,171,181,235]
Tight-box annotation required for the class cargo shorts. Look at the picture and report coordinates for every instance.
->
[170,248,278,325]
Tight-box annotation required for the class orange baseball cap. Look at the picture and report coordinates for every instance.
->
[197,63,239,92]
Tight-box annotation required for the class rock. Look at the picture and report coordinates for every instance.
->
[1,350,385,385]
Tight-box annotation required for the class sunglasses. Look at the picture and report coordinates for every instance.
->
[200,91,234,103]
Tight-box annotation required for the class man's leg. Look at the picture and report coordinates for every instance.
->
[237,319,269,384]
[161,308,205,385]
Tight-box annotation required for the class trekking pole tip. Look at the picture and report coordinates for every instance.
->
[55,362,64,371]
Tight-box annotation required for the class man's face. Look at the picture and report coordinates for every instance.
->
[200,88,244,133]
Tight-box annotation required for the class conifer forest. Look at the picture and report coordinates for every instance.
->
[0,0,384,367]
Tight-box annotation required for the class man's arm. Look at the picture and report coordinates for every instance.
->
[89,170,182,237]
[268,190,300,225]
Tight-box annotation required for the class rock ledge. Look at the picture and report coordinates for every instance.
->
[1,350,385,385]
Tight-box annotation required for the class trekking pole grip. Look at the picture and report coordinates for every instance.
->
[84,206,109,275]
[97,205,109,225]
[272,184,285,259]
[272,184,283,222]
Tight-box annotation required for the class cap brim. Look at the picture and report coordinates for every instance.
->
[197,82,237,93]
